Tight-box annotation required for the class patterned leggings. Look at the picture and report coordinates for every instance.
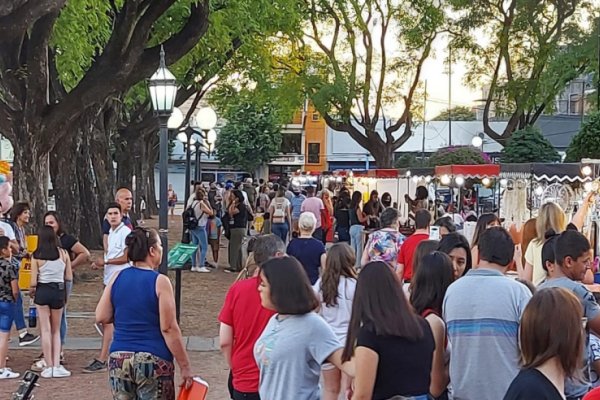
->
[109,351,175,400]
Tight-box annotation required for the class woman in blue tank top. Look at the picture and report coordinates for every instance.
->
[96,227,192,400]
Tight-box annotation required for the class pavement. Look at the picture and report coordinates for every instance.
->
[9,335,220,352]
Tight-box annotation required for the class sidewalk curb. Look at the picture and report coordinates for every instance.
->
[10,336,220,352]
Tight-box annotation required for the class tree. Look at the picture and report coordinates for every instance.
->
[0,0,210,227]
[215,95,284,175]
[501,126,560,163]
[428,146,490,167]
[449,0,595,145]
[281,0,445,168]
[432,106,476,121]
[566,112,600,162]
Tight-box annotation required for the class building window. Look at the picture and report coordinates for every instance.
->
[312,112,320,121]
[281,133,302,154]
[308,143,320,164]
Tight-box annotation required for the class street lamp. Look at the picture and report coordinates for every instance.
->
[471,132,484,149]
[193,107,218,182]
[148,46,177,275]
[177,129,198,204]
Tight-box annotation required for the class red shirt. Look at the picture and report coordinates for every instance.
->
[397,233,429,280]
[218,276,275,393]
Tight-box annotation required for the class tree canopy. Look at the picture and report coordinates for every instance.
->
[432,106,476,121]
[501,126,560,163]
[449,0,595,144]
[215,92,285,175]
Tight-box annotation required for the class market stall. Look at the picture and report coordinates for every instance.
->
[499,163,588,225]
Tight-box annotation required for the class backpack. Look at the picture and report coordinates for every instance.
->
[272,199,285,223]
[182,201,199,230]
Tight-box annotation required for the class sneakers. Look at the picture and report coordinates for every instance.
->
[190,266,199,272]
[19,333,40,347]
[41,367,53,379]
[31,358,47,372]
[94,323,104,337]
[224,268,237,274]
[205,261,217,269]
[197,267,211,273]
[82,359,107,373]
[52,365,71,378]
[0,368,19,379]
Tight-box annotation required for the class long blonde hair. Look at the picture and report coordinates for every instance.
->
[535,202,566,242]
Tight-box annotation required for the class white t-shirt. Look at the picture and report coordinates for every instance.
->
[0,221,16,241]
[525,239,545,286]
[104,222,131,285]
[313,276,356,340]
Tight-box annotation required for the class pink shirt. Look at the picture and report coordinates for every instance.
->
[301,197,325,228]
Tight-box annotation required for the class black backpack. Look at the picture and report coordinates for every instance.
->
[182,201,199,230]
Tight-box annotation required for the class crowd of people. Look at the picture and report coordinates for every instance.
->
[1,176,600,400]
[217,182,600,400]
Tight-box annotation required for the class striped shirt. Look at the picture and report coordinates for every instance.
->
[443,268,531,400]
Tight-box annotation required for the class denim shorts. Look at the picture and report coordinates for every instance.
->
[0,300,15,333]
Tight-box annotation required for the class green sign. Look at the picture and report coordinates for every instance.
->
[168,243,197,269]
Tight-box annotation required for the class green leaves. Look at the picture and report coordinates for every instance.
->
[432,106,476,121]
[214,92,283,173]
[501,126,560,163]
[566,112,600,162]
[428,146,490,167]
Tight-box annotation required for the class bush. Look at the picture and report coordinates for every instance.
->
[565,112,600,162]
[428,146,491,166]
[501,126,560,163]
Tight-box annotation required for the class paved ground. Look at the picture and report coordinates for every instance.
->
[5,211,237,399]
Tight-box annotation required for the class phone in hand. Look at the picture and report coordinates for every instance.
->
[429,226,440,240]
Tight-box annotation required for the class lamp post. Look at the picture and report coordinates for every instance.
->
[194,107,218,183]
[177,129,197,203]
[148,46,178,275]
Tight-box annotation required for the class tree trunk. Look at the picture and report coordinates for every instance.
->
[12,131,48,229]
[90,105,116,212]
[49,131,82,238]
[76,131,102,249]
[114,132,135,191]
[371,143,395,169]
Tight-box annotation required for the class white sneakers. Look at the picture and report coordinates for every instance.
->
[0,368,19,379]
[41,365,71,378]
[191,266,211,273]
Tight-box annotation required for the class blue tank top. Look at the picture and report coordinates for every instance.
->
[109,267,172,361]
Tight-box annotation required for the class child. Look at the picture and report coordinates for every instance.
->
[0,236,19,379]
[206,215,222,268]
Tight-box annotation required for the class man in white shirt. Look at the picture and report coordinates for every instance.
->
[84,202,131,373]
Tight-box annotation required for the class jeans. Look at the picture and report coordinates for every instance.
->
[271,222,288,243]
[337,226,350,242]
[190,225,208,268]
[109,351,175,400]
[0,300,15,333]
[350,225,364,266]
[13,291,26,331]
[60,280,73,345]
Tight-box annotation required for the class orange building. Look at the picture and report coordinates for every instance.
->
[303,105,327,172]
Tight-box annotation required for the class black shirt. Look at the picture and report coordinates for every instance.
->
[357,318,434,399]
[334,208,350,228]
[503,369,562,400]
[231,204,248,228]
[59,234,78,253]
